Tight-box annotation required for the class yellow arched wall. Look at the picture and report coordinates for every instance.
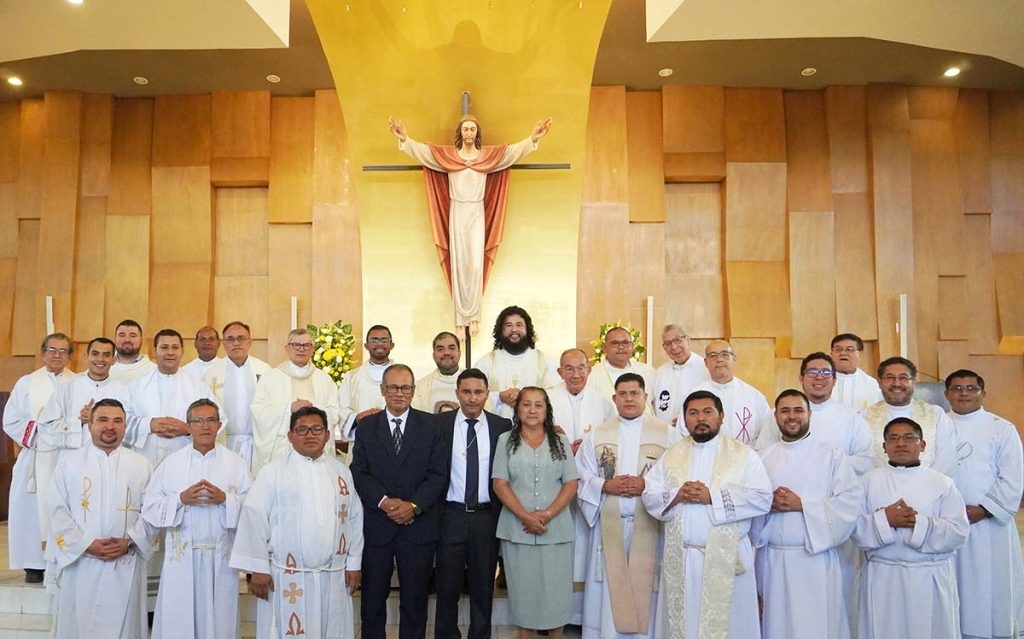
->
[305,0,611,372]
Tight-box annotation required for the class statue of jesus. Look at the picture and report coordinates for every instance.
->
[388,114,552,335]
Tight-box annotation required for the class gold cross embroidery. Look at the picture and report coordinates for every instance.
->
[284,582,304,604]
[208,377,224,394]
[338,505,348,524]
[80,477,93,523]
[117,486,140,537]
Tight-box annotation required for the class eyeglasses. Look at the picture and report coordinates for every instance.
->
[223,336,250,344]
[293,425,328,436]
[44,347,70,355]
[803,368,835,379]
[706,351,734,360]
[948,385,983,393]
[383,384,415,395]
[288,342,313,350]
[831,345,859,354]
[884,434,922,442]
[881,374,914,383]
[367,337,392,344]
[606,340,632,348]
[187,417,220,425]
[662,336,687,349]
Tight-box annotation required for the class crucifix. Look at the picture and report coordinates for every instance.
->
[374,92,568,368]
[117,486,140,537]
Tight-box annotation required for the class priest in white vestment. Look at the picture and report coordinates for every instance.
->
[143,399,253,639]
[231,406,363,639]
[124,329,209,468]
[685,340,773,448]
[586,327,656,414]
[412,331,464,414]
[856,357,958,476]
[474,306,560,418]
[252,328,341,467]
[945,369,1024,639]
[338,325,394,440]
[643,390,772,639]
[753,390,863,639]
[577,373,679,638]
[46,398,155,639]
[852,416,969,639]
[109,319,156,385]
[181,326,221,387]
[2,333,75,581]
[202,321,270,472]
[652,324,708,424]
[830,334,882,411]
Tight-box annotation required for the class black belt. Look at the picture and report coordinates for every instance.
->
[446,500,493,512]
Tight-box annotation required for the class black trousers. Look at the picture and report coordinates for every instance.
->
[360,536,436,639]
[433,504,501,639]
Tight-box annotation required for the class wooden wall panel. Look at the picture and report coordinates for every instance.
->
[789,211,836,356]
[211,91,271,159]
[993,253,1024,353]
[0,259,17,354]
[213,276,268,339]
[0,357,37,392]
[210,157,270,187]
[990,154,1024,253]
[582,86,629,204]
[268,224,313,356]
[625,92,665,222]
[0,102,20,182]
[937,340,970,375]
[724,88,786,162]
[665,274,724,339]
[214,188,269,277]
[72,197,106,338]
[663,152,725,182]
[989,92,1024,155]
[968,355,1024,437]
[17,100,44,220]
[825,86,868,194]
[833,192,878,338]
[937,276,969,340]
[665,183,720,275]
[104,215,149,330]
[0,183,17,258]
[152,95,211,167]
[662,85,723,154]
[908,87,959,120]
[911,119,966,275]
[11,220,40,355]
[108,98,153,216]
[79,94,112,197]
[963,215,1000,354]
[774,357,802,399]
[726,261,792,356]
[955,90,992,214]
[151,166,213,264]
[628,223,665,307]
[148,263,211,333]
[724,162,787,261]
[784,90,833,212]
[731,337,776,401]
[268,97,315,223]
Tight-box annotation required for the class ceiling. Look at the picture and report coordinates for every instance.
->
[0,0,1022,102]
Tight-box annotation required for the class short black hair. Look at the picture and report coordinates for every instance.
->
[944,368,985,391]
[432,331,460,348]
[90,398,126,419]
[614,372,646,391]
[290,405,328,431]
[115,319,143,333]
[86,337,116,353]
[800,351,836,376]
[682,390,723,414]
[883,417,923,440]
[831,333,864,350]
[153,328,184,349]
[878,356,917,379]
[457,368,489,388]
[365,325,392,341]
[774,388,810,410]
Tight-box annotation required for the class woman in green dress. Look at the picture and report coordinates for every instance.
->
[492,386,579,638]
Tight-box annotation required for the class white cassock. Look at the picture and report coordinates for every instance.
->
[652,355,709,423]
[758,398,876,476]
[585,360,657,411]
[46,445,155,639]
[252,362,341,468]
[576,416,680,638]
[852,463,970,639]
[834,369,883,412]
[686,378,773,448]
[230,450,364,639]
[182,357,219,389]
[753,438,864,639]
[125,368,209,467]
[109,356,157,386]
[412,367,463,414]
[642,435,772,639]
[474,347,560,418]
[950,408,1024,639]
[2,366,74,570]
[337,361,390,440]
[857,400,959,476]
[143,444,253,639]
[203,355,271,473]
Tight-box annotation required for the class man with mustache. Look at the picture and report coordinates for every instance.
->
[109,319,156,385]
[830,333,882,411]
[413,331,465,414]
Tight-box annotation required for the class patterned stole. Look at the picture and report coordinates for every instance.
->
[661,436,749,639]
[863,400,937,466]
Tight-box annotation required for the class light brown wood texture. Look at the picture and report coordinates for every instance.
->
[662,85,724,154]
[103,215,149,331]
[963,215,1001,354]
[625,92,665,222]
[268,224,313,356]
[0,183,17,258]
[724,162,787,262]
[784,91,833,212]
[990,154,1024,253]
[665,183,721,275]
[908,87,959,120]
[151,166,213,265]
[11,220,40,355]
[725,261,792,357]
[0,102,21,183]
[72,197,106,338]
[665,274,725,340]
[268,97,315,223]
[0,258,17,354]
[968,355,1024,438]
[629,222,666,308]
[937,276,969,340]
[989,91,1024,155]
[955,90,992,214]
[724,88,786,162]
[148,262,211,332]
[993,253,1024,353]
[663,152,725,182]
[937,340,970,375]
[789,211,837,356]
[731,338,776,401]
[774,357,802,400]
[213,276,268,339]
[80,94,113,198]
[824,86,868,194]
[833,192,878,339]
[214,188,269,277]
[152,95,211,167]
[582,86,629,204]
[107,98,153,217]
[17,100,44,220]
[210,157,270,187]
[0,356,37,392]
[212,91,271,159]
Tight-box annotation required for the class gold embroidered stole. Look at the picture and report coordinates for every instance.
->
[863,400,936,465]
[661,436,749,639]
[594,416,669,634]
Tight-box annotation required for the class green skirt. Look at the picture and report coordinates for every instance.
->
[501,539,574,630]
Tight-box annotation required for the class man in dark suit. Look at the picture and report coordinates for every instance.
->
[434,368,513,639]
[351,363,448,639]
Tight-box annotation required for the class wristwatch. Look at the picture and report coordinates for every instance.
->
[411,503,422,516]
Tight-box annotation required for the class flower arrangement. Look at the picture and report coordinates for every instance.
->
[590,321,645,365]
[308,321,357,386]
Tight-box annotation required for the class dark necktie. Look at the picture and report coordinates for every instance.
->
[392,418,403,454]
[464,418,479,506]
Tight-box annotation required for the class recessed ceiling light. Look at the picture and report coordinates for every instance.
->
[658,68,673,78]
[132,76,148,85]
[7,77,23,87]
[67,0,84,4]
[944,67,961,77]
[266,74,282,83]
[801,67,817,77]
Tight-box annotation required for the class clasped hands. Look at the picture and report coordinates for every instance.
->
[884,498,918,528]
[250,571,363,601]
[380,497,416,526]
[521,509,552,535]
[672,480,712,507]
[86,537,131,561]
[770,486,803,513]
[602,474,645,498]
[180,479,227,505]
[150,416,188,438]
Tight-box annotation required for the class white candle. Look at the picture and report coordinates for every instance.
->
[645,295,654,363]
[290,296,298,331]
[45,296,54,334]
[898,293,908,358]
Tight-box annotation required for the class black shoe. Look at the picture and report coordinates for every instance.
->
[24,569,44,584]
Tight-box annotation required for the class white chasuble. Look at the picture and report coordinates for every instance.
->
[337,361,390,440]
[585,360,657,415]
[549,385,614,444]
[834,368,883,412]
[125,369,210,467]
[642,435,772,639]
[251,363,341,469]
[688,378,773,448]
[412,367,464,414]
[204,355,271,472]
[652,355,709,424]
[46,445,155,639]
[109,355,156,386]
[858,400,958,476]
[230,451,364,639]
[474,348,559,418]
[143,444,253,639]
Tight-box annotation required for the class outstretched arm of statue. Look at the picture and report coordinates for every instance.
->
[388,116,407,143]
[531,117,553,143]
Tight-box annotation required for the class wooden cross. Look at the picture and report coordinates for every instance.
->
[284,582,304,604]
[116,486,139,536]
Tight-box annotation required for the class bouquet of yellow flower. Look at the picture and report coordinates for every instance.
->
[590,321,645,365]
[307,320,357,386]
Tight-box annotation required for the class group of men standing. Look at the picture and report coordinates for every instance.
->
[2,308,1022,639]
